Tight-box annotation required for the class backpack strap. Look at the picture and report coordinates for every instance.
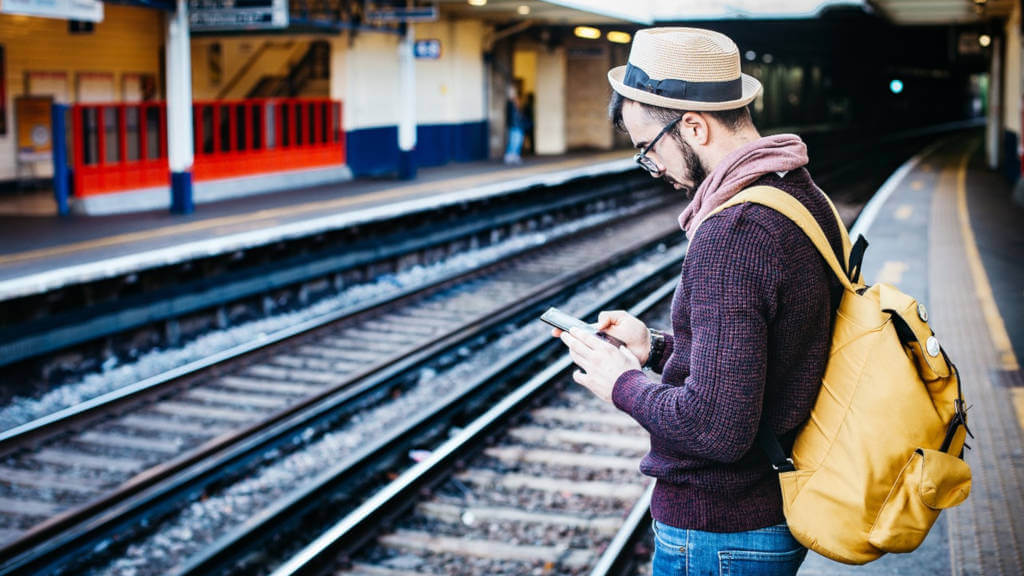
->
[817,187,854,271]
[699,186,857,293]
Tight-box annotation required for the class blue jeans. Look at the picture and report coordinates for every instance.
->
[505,126,524,159]
[651,520,807,576]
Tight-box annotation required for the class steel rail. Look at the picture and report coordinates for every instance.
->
[0,170,652,368]
[173,246,685,576]
[266,277,680,576]
[0,210,684,575]
[0,185,665,454]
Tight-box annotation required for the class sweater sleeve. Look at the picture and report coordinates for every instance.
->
[611,213,782,462]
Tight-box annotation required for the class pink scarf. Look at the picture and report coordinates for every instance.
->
[678,134,809,234]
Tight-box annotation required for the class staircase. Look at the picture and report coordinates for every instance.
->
[217,41,330,100]
[245,41,331,98]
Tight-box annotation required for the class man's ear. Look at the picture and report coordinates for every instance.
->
[680,112,710,146]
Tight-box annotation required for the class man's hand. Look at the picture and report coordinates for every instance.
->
[549,310,651,365]
[594,310,651,365]
[559,327,641,403]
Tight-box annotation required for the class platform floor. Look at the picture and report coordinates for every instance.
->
[0,150,632,300]
[799,136,1024,574]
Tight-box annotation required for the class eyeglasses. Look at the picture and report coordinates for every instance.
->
[634,117,682,175]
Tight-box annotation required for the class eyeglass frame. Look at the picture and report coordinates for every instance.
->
[634,116,682,175]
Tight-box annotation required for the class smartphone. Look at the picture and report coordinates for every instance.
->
[540,307,624,346]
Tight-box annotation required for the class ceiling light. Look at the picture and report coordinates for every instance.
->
[745,50,756,61]
[517,5,530,15]
[979,34,991,47]
[606,31,631,44]
[574,26,601,40]
[468,0,486,6]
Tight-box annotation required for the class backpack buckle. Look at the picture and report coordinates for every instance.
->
[773,458,796,473]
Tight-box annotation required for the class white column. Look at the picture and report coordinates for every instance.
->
[535,46,566,155]
[166,0,195,213]
[987,36,1003,171]
[1009,2,1024,205]
[398,24,417,179]
[329,34,347,103]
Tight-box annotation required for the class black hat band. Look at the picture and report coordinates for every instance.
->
[624,63,742,102]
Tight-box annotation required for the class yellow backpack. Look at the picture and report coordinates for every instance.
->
[707,186,973,565]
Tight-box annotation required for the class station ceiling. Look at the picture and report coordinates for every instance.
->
[440,0,1015,26]
[437,0,641,24]
[438,1,864,24]
[869,0,1016,25]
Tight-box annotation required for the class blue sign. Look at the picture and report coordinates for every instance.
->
[414,39,441,60]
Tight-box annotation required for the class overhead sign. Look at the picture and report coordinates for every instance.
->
[0,0,102,22]
[365,0,438,22]
[189,0,288,31]
[414,39,441,60]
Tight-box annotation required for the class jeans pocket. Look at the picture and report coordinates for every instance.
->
[718,547,807,576]
[651,521,687,576]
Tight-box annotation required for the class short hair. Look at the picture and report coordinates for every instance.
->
[608,90,752,134]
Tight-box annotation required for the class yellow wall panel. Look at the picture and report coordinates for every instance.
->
[0,5,163,180]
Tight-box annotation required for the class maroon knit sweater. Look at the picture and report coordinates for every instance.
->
[612,168,844,532]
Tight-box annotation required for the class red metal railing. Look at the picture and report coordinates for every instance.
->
[71,98,345,197]
[72,102,168,196]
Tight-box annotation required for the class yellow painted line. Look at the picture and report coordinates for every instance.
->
[0,152,626,266]
[894,204,913,220]
[876,261,908,286]
[956,145,1020,371]
[1012,389,1024,433]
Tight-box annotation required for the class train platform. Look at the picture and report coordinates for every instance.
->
[799,135,1024,575]
[0,150,632,302]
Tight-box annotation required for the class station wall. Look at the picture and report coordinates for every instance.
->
[338,19,489,177]
[0,5,163,182]
[565,41,614,150]
[190,22,490,179]
[0,13,490,189]
[510,38,623,155]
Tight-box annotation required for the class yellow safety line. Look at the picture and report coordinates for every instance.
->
[0,152,627,266]
[956,145,1020,371]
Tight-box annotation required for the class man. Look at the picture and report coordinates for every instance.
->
[505,84,525,164]
[554,28,844,575]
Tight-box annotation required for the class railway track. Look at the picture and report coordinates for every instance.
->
[0,128,969,574]
[0,198,685,575]
[160,132,959,576]
[264,280,678,576]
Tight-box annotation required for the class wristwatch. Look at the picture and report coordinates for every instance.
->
[643,329,666,370]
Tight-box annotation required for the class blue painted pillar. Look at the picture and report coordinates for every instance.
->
[166,0,195,214]
[397,23,417,180]
[51,104,70,216]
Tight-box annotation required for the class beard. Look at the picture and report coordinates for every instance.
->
[670,136,708,200]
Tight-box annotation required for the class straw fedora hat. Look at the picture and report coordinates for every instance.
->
[608,27,761,111]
